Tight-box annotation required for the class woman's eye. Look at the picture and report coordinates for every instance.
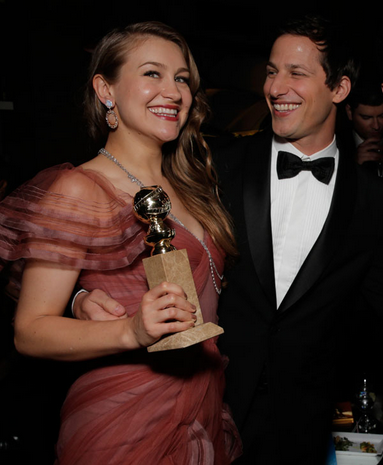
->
[175,76,190,84]
[144,71,160,78]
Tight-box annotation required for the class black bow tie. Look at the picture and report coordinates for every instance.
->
[277,151,335,184]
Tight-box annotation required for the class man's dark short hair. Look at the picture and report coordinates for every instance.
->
[347,82,383,110]
[277,14,359,91]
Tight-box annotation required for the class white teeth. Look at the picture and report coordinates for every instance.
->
[149,107,178,116]
[273,103,300,111]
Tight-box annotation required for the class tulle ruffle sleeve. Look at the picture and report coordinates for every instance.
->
[0,163,146,271]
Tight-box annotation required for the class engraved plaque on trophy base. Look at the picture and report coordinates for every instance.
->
[144,249,224,352]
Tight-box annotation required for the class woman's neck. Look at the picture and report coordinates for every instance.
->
[105,133,163,181]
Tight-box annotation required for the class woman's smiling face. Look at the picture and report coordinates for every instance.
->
[110,36,192,146]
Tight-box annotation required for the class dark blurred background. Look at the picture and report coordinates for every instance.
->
[1,0,382,189]
[0,1,382,463]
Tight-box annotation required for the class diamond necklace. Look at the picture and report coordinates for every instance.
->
[98,147,223,294]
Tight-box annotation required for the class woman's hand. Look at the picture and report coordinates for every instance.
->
[74,283,197,349]
[128,282,197,348]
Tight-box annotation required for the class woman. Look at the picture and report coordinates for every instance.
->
[0,21,241,464]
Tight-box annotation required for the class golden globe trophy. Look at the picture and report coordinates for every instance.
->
[133,186,223,352]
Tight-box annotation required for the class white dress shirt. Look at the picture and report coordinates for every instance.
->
[353,130,364,147]
[270,136,339,308]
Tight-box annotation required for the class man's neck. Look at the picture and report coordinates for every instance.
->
[274,135,337,158]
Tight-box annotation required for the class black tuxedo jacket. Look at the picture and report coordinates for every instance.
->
[209,129,383,463]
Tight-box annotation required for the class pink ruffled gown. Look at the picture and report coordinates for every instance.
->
[0,164,241,464]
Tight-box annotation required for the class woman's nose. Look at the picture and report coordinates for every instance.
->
[161,78,182,101]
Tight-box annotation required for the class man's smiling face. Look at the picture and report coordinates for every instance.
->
[264,34,341,155]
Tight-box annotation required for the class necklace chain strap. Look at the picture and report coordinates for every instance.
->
[98,148,223,294]
[99,148,145,188]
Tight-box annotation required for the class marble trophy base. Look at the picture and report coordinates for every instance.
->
[143,249,223,352]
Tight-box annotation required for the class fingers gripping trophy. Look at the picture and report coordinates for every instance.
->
[133,186,224,352]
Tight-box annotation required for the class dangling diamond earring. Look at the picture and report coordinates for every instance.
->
[105,99,118,129]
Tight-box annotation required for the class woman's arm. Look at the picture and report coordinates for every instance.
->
[14,259,196,361]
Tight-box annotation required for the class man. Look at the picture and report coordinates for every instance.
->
[74,15,383,464]
[344,79,383,171]
[212,16,383,464]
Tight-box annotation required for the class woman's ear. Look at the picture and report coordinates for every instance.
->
[333,76,351,104]
[93,74,113,106]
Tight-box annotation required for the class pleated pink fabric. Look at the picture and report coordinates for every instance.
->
[0,164,242,464]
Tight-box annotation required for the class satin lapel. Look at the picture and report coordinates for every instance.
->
[278,143,357,312]
[243,133,277,308]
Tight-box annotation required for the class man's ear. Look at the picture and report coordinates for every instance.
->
[93,74,113,105]
[333,76,351,104]
[345,103,353,121]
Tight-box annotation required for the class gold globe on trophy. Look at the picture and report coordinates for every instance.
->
[133,186,224,352]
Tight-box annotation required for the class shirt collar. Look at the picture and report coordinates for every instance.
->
[273,135,338,161]
[353,130,364,147]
